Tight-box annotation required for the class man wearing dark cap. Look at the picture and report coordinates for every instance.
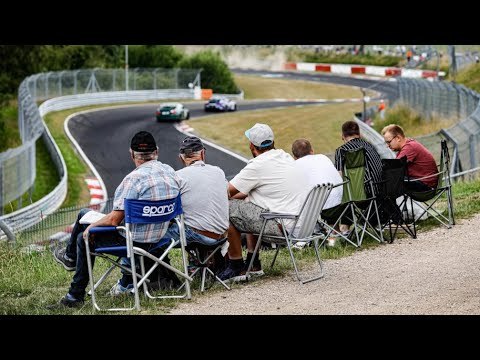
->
[51,131,182,308]
[218,123,309,282]
[158,136,229,248]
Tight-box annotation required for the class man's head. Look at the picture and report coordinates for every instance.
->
[130,131,158,163]
[179,136,206,165]
[341,120,361,141]
[292,138,314,159]
[381,124,405,151]
[244,123,275,156]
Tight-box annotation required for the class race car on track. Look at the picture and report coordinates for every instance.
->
[204,96,237,112]
[155,103,190,121]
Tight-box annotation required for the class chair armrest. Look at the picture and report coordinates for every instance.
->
[405,171,442,183]
[260,212,297,220]
[332,180,349,189]
[89,226,118,234]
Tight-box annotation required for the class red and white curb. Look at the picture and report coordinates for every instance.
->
[85,177,106,209]
[284,62,445,80]
[40,177,107,250]
[177,121,194,132]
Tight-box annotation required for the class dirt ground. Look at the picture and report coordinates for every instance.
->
[168,214,480,315]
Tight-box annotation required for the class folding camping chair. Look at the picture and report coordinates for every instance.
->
[320,148,383,247]
[405,139,455,238]
[377,157,416,242]
[245,183,333,284]
[85,195,193,312]
[180,239,231,292]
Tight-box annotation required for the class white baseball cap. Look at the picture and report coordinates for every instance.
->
[244,123,274,148]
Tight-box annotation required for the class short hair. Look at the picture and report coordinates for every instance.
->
[254,141,275,152]
[292,138,312,159]
[342,121,360,137]
[130,149,158,161]
[381,124,405,138]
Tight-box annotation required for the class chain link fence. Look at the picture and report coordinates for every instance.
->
[0,68,201,213]
[0,68,201,243]
[397,78,480,176]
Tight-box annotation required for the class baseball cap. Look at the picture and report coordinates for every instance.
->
[244,123,274,148]
[130,131,157,152]
[179,136,205,155]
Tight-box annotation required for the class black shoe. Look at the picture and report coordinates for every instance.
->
[218,263,245,283]
[53,248,76,271]
[47,293,84,310]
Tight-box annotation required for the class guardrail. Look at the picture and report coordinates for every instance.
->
[0,89,199,242]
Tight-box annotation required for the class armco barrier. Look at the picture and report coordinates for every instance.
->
[0,86,198,242]
[285,62,445,79]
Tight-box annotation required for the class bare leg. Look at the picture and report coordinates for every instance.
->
[246,234,258,253]
[227,222,243,260]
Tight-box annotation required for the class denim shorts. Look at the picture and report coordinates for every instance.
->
[229,199,282,236]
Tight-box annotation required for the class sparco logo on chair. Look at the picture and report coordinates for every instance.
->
[142,204,175,217]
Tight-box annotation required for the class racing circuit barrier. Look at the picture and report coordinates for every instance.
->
[0,68,203,242]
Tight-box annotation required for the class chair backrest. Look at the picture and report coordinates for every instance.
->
[124,196,183,224]
[295,183,333,239]
[341,148,367,202]
[438,139,451,189]
[381,157,408,198]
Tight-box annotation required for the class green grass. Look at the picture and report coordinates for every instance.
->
[1,176,477,314]
[235,74,368,100]
[371,103,457,138]
[2,72,479,314]
[451,62,480,92]
[191,103,364,158]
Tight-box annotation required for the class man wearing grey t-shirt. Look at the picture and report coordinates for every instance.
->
[160,136,229,246]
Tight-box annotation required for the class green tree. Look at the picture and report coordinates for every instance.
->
[128,45,184,68]
[178,50,239,93]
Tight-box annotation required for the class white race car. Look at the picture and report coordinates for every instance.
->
[204,96,237,112]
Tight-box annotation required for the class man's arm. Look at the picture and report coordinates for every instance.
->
[228,182,247,200]
[83,210,125,241]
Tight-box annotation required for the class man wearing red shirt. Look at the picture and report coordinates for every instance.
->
[382,124,438,191]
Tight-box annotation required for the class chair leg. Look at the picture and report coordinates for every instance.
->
[270,246,281,269]
[245,219,268,280]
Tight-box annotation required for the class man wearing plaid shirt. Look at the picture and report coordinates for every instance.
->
[51,131,181,308]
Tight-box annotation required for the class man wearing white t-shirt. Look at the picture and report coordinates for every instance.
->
[218,123,309,282]
[292,138,344,248]
[292,138,343,210]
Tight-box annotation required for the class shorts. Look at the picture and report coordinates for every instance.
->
[229,199,283,236]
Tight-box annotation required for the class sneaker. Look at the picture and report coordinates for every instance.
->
[109,280,134,296]
[242,260,265,278]
[292,241,307,249]
[218,263,246,283]
[47,293,84,309]
[327,237,336,247]
[53,248,76,271]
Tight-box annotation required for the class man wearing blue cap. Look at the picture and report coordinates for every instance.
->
[218,123,309,282]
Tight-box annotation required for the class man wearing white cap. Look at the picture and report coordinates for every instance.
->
[218,123,309,282]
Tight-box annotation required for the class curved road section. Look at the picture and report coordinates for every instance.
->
[68,71,396,197]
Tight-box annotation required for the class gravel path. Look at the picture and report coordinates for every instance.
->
[169,214,480,315]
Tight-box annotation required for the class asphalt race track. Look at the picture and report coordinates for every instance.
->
[68,71,395,197]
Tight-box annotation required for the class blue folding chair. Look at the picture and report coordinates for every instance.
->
[85,195,192,312]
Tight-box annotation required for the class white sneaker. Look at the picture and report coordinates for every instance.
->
[109,281,134,296]
[292,241,307,249]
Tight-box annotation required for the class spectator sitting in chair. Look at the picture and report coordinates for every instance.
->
[50,131,182,308]
[292,138,343,248]
[157,136,229,275]
[335,120,383,198]
[115,136,230,289]
[381,124,438,192]
[218,123,309,282]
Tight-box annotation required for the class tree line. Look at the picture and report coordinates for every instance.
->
[0,45,240,146]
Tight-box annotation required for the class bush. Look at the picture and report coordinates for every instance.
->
[178,50,240,94]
